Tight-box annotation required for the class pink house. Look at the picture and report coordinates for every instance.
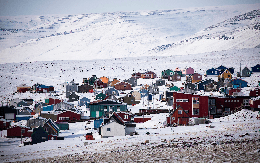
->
[186,67,194,75]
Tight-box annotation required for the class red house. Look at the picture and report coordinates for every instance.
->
[0,119,11,130]
[250,98,260,111]
[86,133,94,140]
[250,88,259,97]
[114,112,132,122]
[46,98,62,105]
[7,126,32,138]
[57,110,81,122]
[172,92,209,118]
[114,82,132,91]
[134,117,151,123]
[167,105,190,126]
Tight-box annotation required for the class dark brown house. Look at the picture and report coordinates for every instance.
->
[115,82,132,91]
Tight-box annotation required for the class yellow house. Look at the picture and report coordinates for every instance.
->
[218,69,232,79]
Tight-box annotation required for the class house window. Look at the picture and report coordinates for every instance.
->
[243,99,249,106]
[193,97,199,104]
[117,106,120,112]
[184,110,189,113]
[237,100,239,102]
[107,128,111,131]
[42,137,46,139]
[172,117,175,120]
[178,110,182,114]
[170,72,173,75]
[217,109,223,114]
[193,109,199,115]
[234,100,236,102]
[225,108,230,113]
[124,115,128,119]
[210,106,216,114]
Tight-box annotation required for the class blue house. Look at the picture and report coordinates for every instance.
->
[216,65,227,73]
[251,64,260,73]
[231,79,248,88]
[139,89,149,98]
[79,97,91,107]
[42,105,54,111]
[206,68,220,76]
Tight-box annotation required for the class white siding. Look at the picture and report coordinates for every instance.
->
[101,121,125,137]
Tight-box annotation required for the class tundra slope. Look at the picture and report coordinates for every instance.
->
[0,4,260,63]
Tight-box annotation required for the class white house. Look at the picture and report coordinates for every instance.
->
[101,121,125,138]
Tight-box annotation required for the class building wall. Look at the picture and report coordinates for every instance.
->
[101,122,125,137]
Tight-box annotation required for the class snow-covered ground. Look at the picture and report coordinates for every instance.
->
[0,4,260,63]
[0,3,260,162]
[0,109,259,162]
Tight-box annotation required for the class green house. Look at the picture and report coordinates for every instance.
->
[95,93,107,100]
[170,86,180,91]
[161,69,174,79]
[89,100,127,118]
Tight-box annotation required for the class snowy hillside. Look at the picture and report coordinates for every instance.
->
[0,4,260,63]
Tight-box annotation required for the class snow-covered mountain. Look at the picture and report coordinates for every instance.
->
[0,4,260,63]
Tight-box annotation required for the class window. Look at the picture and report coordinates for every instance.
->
[176,99,188,102]
[178,110,182,115]
[234,100,236,102]
[171,117,175,120]
[193,97,199,104]
[107,128,110,131]
[217,109,223,114]
[117,106,120,112]
[184,110,189,113]
[193,109,199,115]
[170,72,173,75]
[124,115,128,119]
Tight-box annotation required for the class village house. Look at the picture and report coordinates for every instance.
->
[66,80,79,98]
[110,78,120,86]
[100,76,109,84]
[57,110,81,122]
[100,112,136,138]
[172,92,209,118]
[185,67,194,75]
[27,117,46,129]
[0,106,17,120]
[34,84,54,93]
[40,111,58,121]
[95,93,107,100]
[250,87,259,97]
[124,77,138,87]
[206,68,220,76]
[78,84,93,93]
[166,105,190,126]
[132,71,157,79]
[31,126,48,144]
[42,118,60,139]
[121,93,140,105]
[242,67,252,77]
[190,73,202,83]
[161,69,174,79]
[83,75,97,85]
[68,92,80,102]
[251,64,260,73]
[114,82,132,91]
[94,79,108,89]
[218,69,232,80]
[78,97,91,107]
[89,100,127,118]
[7,126,32,138]
[168,73,181,82]
[250,97,260,111]
[0,119,11,130]
[17,84,31,93]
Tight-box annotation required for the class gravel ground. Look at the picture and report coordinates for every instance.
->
[19,137,260,163]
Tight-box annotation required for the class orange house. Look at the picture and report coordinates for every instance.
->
[218,69,232,80]
[100,76,109,84]
[110,78,120,86]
